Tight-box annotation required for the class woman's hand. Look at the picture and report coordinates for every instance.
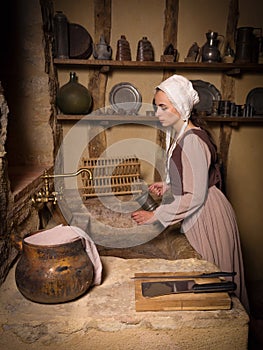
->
[131,210,156,225]
[148,182,168,197]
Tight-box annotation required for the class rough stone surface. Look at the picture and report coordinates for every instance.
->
[0,0,55,285]
[0,256,249,350]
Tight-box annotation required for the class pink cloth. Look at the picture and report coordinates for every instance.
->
[25,225,102,286]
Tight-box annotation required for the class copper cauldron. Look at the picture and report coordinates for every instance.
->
[15,228,94,304]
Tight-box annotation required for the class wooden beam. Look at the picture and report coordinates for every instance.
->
[154,0,179,182]
[94,0,111,43]
[219,0,239,191]
[163,0,179,81]
[163,0,179,51]
[88,0,111,158]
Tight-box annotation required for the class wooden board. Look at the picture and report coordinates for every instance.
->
[134,272,232,312]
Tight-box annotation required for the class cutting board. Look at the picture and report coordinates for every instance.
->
[134,272,232,312]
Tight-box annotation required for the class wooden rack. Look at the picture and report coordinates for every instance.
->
[79,156,142,199]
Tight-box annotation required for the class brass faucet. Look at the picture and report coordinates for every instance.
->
[32,168,93,205]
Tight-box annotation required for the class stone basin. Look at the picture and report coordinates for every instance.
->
[57,191,200,260]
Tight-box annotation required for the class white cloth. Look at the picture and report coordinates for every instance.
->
[156,74,200,184]
[165,121,188,183]
[157,74,200,121]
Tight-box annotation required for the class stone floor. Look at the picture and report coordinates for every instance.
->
[0,256,249,350]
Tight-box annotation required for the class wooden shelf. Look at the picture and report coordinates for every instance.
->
[57,114,263,123]
[53,59,263,74]
[57,114,159,124]
[203,116,263,123]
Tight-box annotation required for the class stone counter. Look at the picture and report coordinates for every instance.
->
[0,256,249,350]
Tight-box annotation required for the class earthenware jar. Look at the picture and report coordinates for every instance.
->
[15,229,94,304]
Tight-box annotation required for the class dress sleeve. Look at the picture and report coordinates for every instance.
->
[154,134,211,227]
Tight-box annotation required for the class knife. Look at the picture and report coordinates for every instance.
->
[133,271,236,280]
[141,280,237,298]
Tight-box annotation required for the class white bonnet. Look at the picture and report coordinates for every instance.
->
[156,74,200,121]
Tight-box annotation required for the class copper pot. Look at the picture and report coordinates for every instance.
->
[15,230,94,304]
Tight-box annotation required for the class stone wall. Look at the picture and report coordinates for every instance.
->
[0,88,16,284]
[1,0,55,167]
[0,86,48,285]
[0,0,57,284]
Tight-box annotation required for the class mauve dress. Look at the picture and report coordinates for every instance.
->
[154,128,249,312]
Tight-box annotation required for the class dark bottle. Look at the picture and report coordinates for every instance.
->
[54,11,69,59]
[56,72,93,114]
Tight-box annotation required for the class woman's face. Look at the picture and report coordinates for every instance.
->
[154,90,181,128]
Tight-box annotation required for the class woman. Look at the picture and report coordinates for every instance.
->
[131,74,249,312]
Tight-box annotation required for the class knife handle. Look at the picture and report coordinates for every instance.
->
[193,281,237,293]
[198,271,236,278]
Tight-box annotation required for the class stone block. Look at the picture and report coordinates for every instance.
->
[0,256,249,350]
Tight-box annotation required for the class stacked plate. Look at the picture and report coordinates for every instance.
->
[191,80,221,114]
[246,88,263,116]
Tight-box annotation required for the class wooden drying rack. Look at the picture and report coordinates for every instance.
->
[79,156,142,199]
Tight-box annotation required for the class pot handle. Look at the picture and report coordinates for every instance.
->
[10,232,23,251]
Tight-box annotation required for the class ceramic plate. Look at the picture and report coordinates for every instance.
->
[246,87,263,115]
[191,80,221,114]
[109,82,142,114]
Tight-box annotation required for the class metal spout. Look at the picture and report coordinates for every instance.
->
[32,168,93,205]
[42,168,93,180]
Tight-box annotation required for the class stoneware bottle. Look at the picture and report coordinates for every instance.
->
[136,36,154,61]
[116,35,132,60]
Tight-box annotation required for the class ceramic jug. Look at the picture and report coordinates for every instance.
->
[201,31,224,62]
[93,35,112,60]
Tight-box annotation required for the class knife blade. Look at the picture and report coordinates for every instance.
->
[141,280,237,298]
[133,271,236,280]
